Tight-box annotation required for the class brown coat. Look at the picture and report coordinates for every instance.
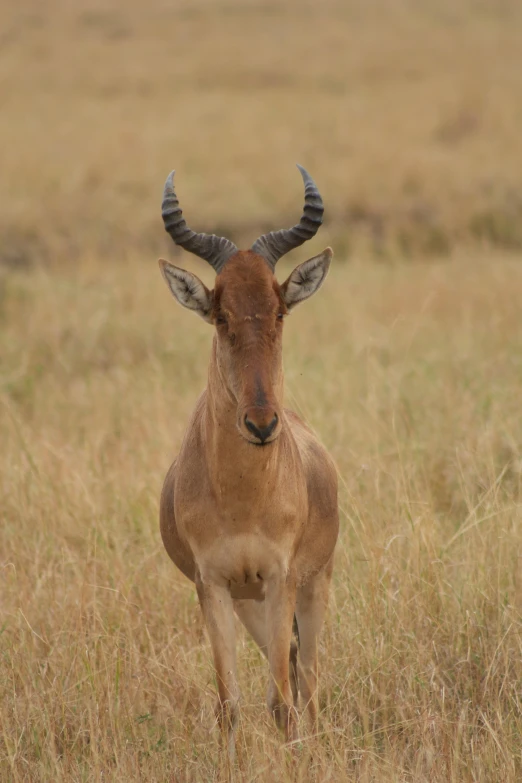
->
[159,250,338,747]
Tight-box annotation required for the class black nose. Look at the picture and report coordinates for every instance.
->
[244,413,278,444]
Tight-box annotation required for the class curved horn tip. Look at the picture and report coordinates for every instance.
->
[295,163,314,182]
[163,170,176,191]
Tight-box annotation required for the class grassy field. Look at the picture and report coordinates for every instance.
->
[2,253,522,781]
[1,0,522,781]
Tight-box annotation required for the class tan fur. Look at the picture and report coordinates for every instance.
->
[159,250,338,748]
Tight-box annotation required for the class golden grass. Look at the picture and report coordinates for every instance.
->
[1,0,522,261]
[2,0,522,779]
[1,251,522,781]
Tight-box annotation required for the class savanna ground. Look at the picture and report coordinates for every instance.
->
[1,0,522,781]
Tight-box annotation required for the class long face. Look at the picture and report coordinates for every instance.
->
[213,252,286,445]
[159,247,333,446]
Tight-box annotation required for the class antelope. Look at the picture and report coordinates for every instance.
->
[158,165,338,752]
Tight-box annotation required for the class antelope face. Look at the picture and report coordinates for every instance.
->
[212,252,285,445]
[160,248,332,446]
[158,165,333,446]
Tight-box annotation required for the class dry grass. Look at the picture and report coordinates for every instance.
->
[1,251,522,781]
[1,0,522,780]
[1,0,522,261]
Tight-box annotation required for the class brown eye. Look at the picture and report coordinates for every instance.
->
[216,314,227,326]
[277,312,284,321]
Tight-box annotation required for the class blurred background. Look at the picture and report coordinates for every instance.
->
[1,0,522,265]
[2,2,522,780]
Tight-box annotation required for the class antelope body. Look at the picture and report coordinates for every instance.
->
[158,166,338,750]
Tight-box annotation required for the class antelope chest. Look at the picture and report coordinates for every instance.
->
[175,464,307,592]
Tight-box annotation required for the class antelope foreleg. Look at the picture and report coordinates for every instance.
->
[264,575,298,742]
[196,578,239,759]
[233,598,299,707]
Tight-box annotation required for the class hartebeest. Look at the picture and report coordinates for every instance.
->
[158,165,338,750]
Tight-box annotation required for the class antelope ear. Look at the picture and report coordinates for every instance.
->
[280,248,333,311]
[159,260,213,323]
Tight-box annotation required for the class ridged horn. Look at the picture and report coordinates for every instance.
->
[161,171,238,273]
[251,164,324,268]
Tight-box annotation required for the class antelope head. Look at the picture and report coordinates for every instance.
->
[159,166,332,446]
